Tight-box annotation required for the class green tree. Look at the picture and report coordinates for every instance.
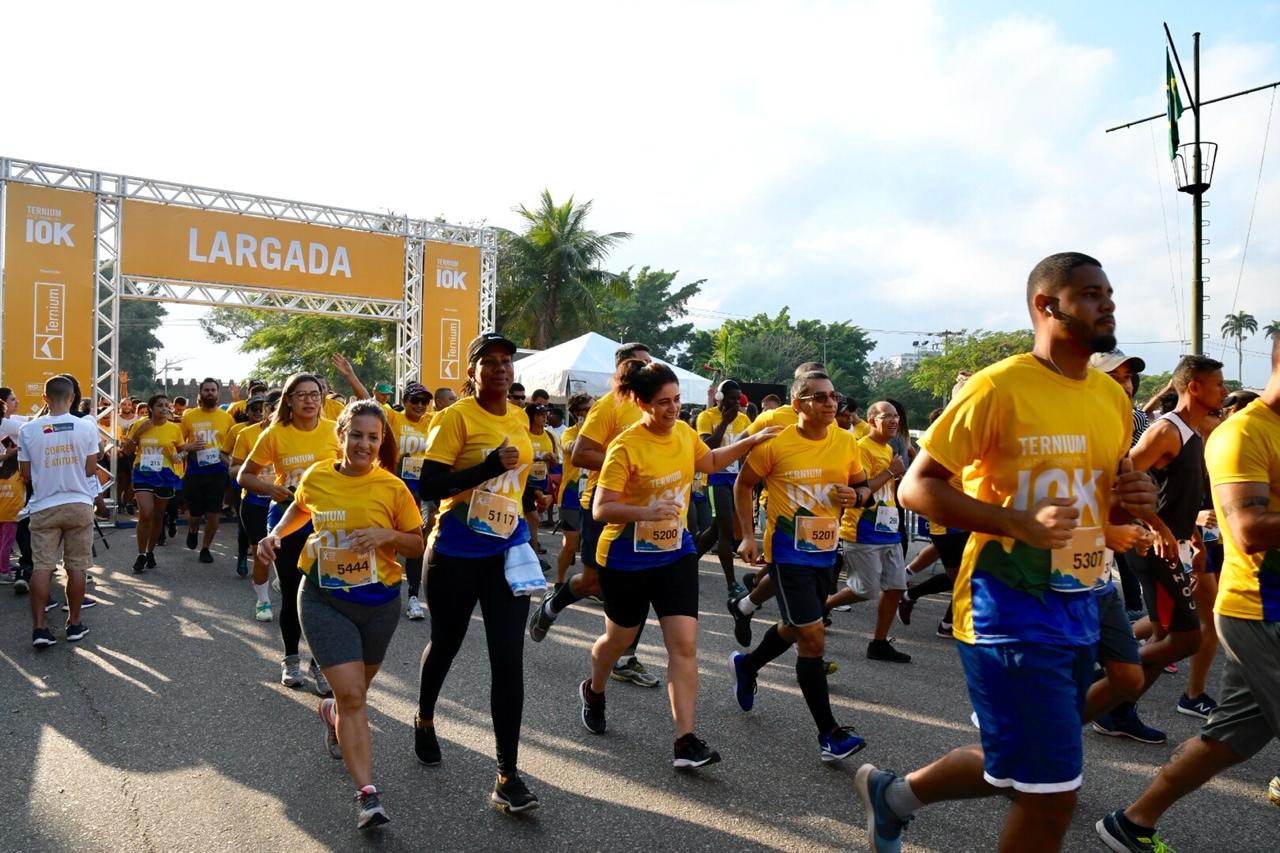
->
[1264,319,1280,341]
[496,191,630,349]
[199,309,396,394]
[599,267,702,359]
[101,265,167,396]
[1220,311,1257,384]
[865,366,944,430]
[910,330,1034,398]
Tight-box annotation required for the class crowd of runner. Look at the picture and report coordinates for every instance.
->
[2,251,1278,848]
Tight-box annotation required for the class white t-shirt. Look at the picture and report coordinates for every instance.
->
[0,415,30,447]
[17,413,99,513]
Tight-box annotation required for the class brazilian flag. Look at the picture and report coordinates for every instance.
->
[1167,48,1184,159]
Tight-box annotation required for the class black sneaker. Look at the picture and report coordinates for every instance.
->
[32,627,57,647]
[157,531,167,546]
[414,716,441,766]
[199,548,214,564]
[491,773,539,813]
[1177,692,1218,720]
[354,785,389,830]
[727,594,753,647]
[673,732,721,769]
[579,679,606,734]
[61,598,98,611]
[167,519,178,538]
[867,639,912,663]
[133,554,147,574]
[186,530,198,550]
[146,552,157,569]
[528,597,556,642]
[14,575,29,594]
[66,623,89,642]
[44,599,60,613]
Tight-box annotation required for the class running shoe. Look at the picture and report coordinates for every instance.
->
[236,556,249,577]
[853,763,912,853]
[157,531,166,546]
[199,548,214,564]
[1092,708,1166,744]
[586,594,605,605]
[167,518,177,539]
[730,652,756,712]
[133,554,147,574]
[1095,809,1173,853]
[673,732,721,769]
[32,627,57,648]
[309,659,332,696]
[819,725,866,762]
[824,659,839,675]
[355,785,389,829]
[1163,662,1178,675]
[727,594,753,646]
[1268,774,1280,806]
[14,575,29,594]
[61,598,97,611]
[145,552,157,569]
[831,603,852,613]
[579,680,606,734]
[65,623,89,642]
[280,655,305,688]
[44,599,60,613]
[491,774,539,813]
[0,570,13,585]
[406,595,425,621]
[897,596,915,625]
[318,698,342,759]
[254,601,273,622]
[528,597,556,642]
[414,716,441,766]
[867,639,911,663]
[728,580,747,599]
[935,621,953,638]
[1176,693,1217,720]
[186,530,198,550]
[610,658,660,687]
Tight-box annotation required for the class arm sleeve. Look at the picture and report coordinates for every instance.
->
[417,457,506,501]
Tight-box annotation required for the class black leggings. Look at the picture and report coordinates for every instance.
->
[418,550,530,776]
[275,527,308,658]
[240,501,268,560]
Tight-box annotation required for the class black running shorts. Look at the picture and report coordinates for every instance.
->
[597,553,699,628]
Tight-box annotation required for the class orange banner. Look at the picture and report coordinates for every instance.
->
[1,184,97,415]
[419,242,481,393]
[119,200,405,299]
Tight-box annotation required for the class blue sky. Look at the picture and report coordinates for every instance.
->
[3,1,1279,386]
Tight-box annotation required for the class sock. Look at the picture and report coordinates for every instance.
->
[743,624,792,674]
[548,579,581,615]
[737,596,757,615]
[941,603,953,624]
[1116,810,1154,837]
[796,656,838,734]
[884,777,924,819]
[615,654,636,668]
[906,572,952,601]
[253,581,270,604]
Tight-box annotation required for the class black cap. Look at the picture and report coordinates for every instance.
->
[527,403,548,414]
[466,333,517,364]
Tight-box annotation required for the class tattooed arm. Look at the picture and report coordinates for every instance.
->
[1214,482,1279,554]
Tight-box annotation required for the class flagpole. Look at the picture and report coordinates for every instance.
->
[1191,32,1204,355]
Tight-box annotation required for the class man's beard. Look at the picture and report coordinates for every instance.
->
[1090,333,1118,354]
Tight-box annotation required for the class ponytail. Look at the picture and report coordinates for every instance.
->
[613,359,679,404]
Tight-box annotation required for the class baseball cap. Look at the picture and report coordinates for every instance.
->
[373,381,394,394]
[245,394,266,407]
[466,332,518,364]
[527,403,548,414]
[403,382,430,399]
[1089,349,1146,374]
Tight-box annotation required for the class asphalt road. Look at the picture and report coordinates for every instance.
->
[2,523,1276,852]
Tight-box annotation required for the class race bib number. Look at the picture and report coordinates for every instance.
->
[139,447,164,473]
[1096,547,1115,589]
[530,461,548,482]
[400,456,423,481]
[635,517,682,552]
[316,546,375,589]
[196,446,221,467]
[794,515,838,553]
[874,504,900,534]
[467,491,519,538]
[1049,526,1106,592]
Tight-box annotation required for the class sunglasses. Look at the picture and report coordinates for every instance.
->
[407,395,430,405]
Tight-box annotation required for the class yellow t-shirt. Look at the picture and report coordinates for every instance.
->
[919,353,1131,646]
[0,470,25,522]
[322,397,345,422]
[227,399,247,420]
[128,420,184,485]
[841,436,898,545]
[227,420,250,452]
[295,461,423,602]
[852,420,871,440]
[746,424,863,566]
[429,409,447,432]
[596,420,708,569]
[560,425,584,507]
[746,405,799,435]
[578,392,643,510]
[528,429,557,485]
[248,419,341,491]
[180,406,236,473]
[384,407,433,482]
[1205,398,1280,621]
[425,396,534,556]
[695,408,752,484]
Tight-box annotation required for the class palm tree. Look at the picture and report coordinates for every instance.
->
[1265,319,1280,341]
[496,191,630,349]
[1221,311,1258,384]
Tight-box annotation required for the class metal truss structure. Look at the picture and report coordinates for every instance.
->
[1,156,498,517]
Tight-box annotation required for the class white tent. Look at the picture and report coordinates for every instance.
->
[513,332,710,403]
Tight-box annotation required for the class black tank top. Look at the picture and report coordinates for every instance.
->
[1152,412,1203,540]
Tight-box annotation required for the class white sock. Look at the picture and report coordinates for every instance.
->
[884,776,924,818]
[253,581,269,604]
[737,596,757,615]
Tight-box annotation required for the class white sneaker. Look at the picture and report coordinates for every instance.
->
[255,601,273,622]
[406,595,425,620]
[832,604,852,612]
